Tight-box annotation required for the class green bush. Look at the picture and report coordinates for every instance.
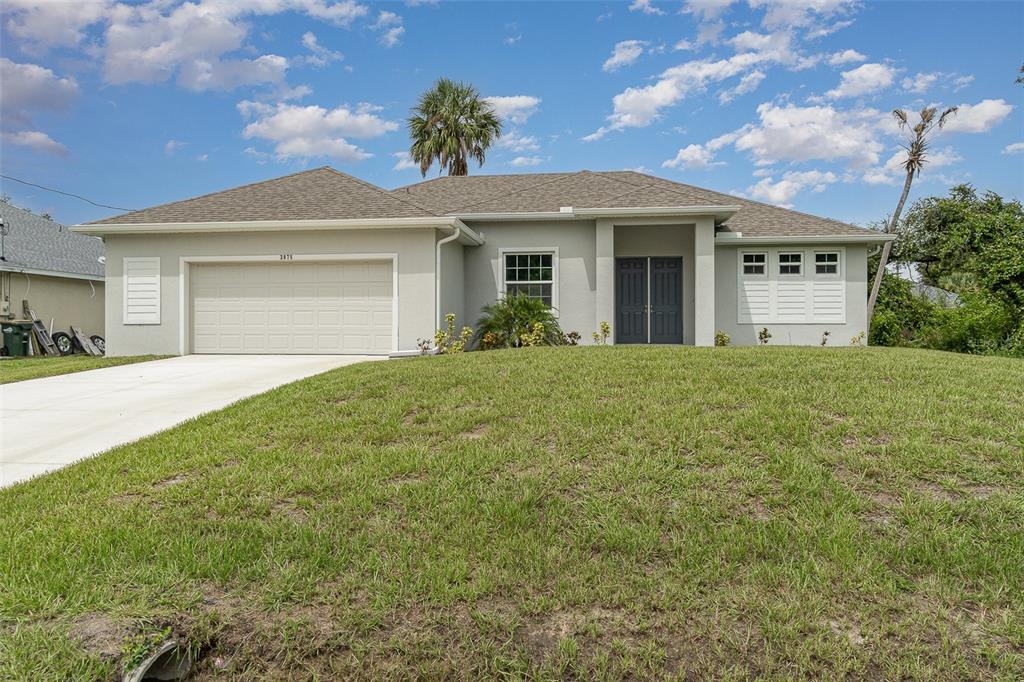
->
[474,293,564,349]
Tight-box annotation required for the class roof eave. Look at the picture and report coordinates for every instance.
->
[71,216,461,236]
[0,264,104,281]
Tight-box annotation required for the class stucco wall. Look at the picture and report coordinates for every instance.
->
[714,243,870,346]
[461,220,598,340]
[102,228,436,356]
[437,236,465,332]
[3,272,105,337]
[613,224,697,345]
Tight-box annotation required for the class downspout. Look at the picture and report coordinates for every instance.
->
[435,226,462,331]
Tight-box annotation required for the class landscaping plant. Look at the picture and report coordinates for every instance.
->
[474,293,563,349]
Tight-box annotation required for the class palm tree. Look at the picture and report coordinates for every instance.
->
[408,78,502,177]
[866,106,958,324]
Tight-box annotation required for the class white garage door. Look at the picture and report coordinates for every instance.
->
[191,260,393,354]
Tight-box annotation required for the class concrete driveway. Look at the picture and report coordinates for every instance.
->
[0,354,379,488]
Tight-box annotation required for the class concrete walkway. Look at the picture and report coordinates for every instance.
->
[0,354,379,488]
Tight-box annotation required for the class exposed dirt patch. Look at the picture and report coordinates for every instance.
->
[914,480,961,502]
[154,475,187,490]
[272,499,308,523]
[68,613,134,661]
[827,619,865,646]
[741,497,772,522]
[964,484,1000,500]
[461,423,490,440]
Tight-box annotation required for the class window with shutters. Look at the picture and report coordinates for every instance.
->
[123,257,161,324]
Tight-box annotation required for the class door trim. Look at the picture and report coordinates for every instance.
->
[178,253,398,356]
[615,256,684,345]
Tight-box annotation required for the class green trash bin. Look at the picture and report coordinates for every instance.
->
[1,321,34,357]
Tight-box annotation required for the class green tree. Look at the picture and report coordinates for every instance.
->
[408,78,502,177]
[866,106,958,324]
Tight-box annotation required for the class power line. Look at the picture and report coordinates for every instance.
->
[0,174,136,212]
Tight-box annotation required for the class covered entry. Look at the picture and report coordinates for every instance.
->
[615,256,684,344]
[189,258,394,354]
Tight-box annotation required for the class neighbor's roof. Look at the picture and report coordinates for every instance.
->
[88,167,439,225]
[391,170,878,238]
[88,166,880,239]
[0,202,105,279]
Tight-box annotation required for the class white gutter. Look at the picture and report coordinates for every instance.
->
[715,233,894,244]
[70,215,464,236]
[435,225,462,331]
[0,264,104,281]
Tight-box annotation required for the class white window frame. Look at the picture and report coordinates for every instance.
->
[498,247,559,310]
[777,251,804,278]
[739,251,768,279]
[123,257,161,325]
[814,250,842,279]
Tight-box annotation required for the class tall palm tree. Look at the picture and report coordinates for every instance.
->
[408,78,502,177]
[866,106,958,323]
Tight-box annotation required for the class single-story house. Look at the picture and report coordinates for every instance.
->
[72,168,891,356]
[1,201,105,337]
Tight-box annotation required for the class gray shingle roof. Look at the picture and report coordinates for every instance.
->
[87,166,880,239]
[89,167,438,225]
[0,202,104,278]
[392,170,879,238]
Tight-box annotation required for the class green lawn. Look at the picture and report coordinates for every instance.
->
[0,355,167,384]
[1,347,1022,680]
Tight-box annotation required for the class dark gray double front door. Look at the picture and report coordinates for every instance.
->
[615,257,683,344]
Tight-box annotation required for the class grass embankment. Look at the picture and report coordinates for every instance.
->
[1,347,1022,680]
[0,355,167,384]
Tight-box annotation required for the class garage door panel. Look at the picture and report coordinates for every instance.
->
[191,260,392,355]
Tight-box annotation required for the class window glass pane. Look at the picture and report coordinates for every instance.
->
[743,264,765,275]
[541,266,552,280]
[743,253,766,264]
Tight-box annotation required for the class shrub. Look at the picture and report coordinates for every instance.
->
[426,313,473,354]
[592,321,611,345]
[820,330,831,346]
[758,328,772,345]
[563,331,582,346]
[714,330,731,347]
[474,293,563,349]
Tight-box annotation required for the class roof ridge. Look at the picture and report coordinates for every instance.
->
[444,171,594,214]
[85,167,335,225]
[322,167,440,217]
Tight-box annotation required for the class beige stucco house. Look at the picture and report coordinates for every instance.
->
[72,168,891,356]
[1,202,105,347]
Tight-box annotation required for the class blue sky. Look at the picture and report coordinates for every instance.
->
[1,0,1021,226]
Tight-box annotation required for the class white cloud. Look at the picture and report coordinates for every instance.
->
[629,0,665,15]
[484,95,541,124]
[510,155,543,167]
[862,146,963,185]
[299,31,343,67]
[718,70,765,103]
[392,151,418,170]
[733,102,886,167]
[662,130,737,169]
[673,39,694,51]
[374,10,404,48]
[177,54,290,92]
[747,170,838,206]
[2,0,110,51]
[951,74,974,91]
[603,40,647,72]
[164,139,186,155]
[0,58,79,126]
[1,130,69,157]
[496,130,540,152]
[1003,142,1024,155]
[682,0,734,20]
[942,99,1014,133]
[662,144,717,170]
[902,71,940,94]
[805,19,854,39]
[196,153,209,162]
[826,63,897,98]
[828,49,865,66]
[238,100,397,162]
[749,0,857,30]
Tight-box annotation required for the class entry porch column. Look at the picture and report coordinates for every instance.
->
[693,216,716,346]
[595,218,615,344]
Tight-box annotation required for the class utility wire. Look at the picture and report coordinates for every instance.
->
[0,174,136,212]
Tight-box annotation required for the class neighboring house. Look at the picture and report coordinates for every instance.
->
[73,168,891,356]
[1,201,105,336]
